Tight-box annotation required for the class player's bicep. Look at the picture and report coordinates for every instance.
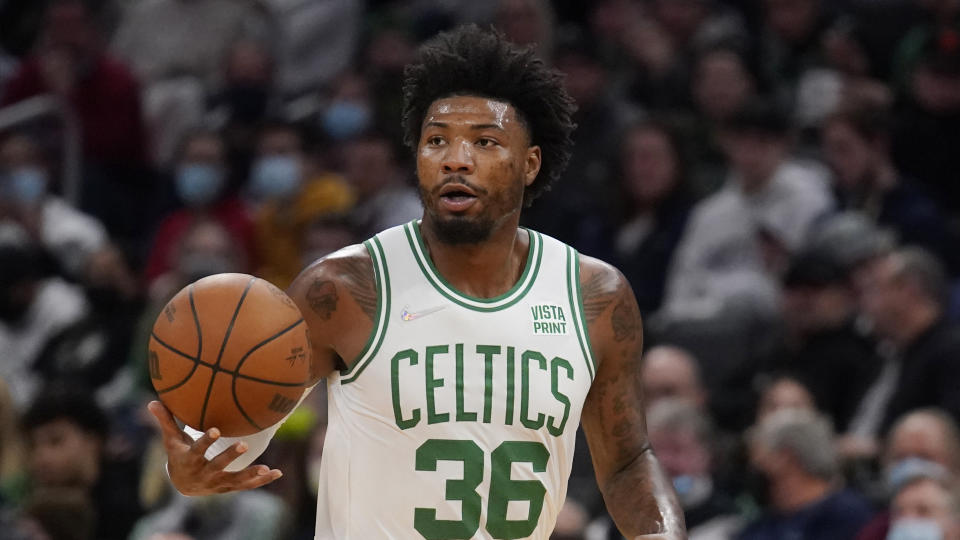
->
[287,244,378,382]
[579,262,649,487]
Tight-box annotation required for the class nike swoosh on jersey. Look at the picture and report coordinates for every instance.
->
[401,305,446,321]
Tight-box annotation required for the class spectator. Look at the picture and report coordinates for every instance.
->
[522,29,626,255]
[493,0,556,63]
[128,490,290,540]
[22,385,143,540]
[0,238,86,407]
[859,247,960,431]
[33,244,144,404]
[1,0,148,169]
[758,0,835,106]
[318,72,374,144]
[892,25,960,212]
[768,248,882,432]
[144,129,255,286]
[610,120,696,315]
[299,216,358,269]
[111,0,264,90]
[689,45,759,193]
[648,399,743,540]
[21,486,96,540]
[740,408,874,540]
[338,133,419,240]
[249,121,354,288]
[858,409,960,540]
[755,376,817,424]
[664,100,833,320]
[641,345,708,411]
[886,465,960,540]
[0,378,26,506]
[822,104,954,272]
[0,131,107,278]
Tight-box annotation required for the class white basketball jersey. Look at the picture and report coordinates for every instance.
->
[315,221,597,540]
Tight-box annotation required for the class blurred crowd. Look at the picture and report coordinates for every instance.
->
[3,0,960,539]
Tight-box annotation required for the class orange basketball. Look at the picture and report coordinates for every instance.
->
[148,273,312,437]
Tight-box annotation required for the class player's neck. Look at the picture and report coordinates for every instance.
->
[419,216,528,299]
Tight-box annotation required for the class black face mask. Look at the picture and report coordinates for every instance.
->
[221,84,269,123]
[744,467,773,509]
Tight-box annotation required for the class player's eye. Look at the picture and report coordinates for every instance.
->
[426,136,444,146]
[477,138,497,147]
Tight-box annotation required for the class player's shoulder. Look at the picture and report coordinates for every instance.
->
[577,253,629,300]
[289,243,375,294]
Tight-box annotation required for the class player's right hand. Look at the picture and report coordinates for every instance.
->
[148,400,283,496]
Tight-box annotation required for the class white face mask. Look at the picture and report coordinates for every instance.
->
[887,518,945,540]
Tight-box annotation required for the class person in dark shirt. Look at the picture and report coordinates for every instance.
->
[21,385,143,540]
[739,408,874,540]
[822,103,955,273]
[769,248,882,432]
[859,247,960,432]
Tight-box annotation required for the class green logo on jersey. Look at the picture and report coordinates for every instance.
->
[531,304,567,335]
[390,344,573,436]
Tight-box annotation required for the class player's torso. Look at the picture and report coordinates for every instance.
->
[316,221,596,540]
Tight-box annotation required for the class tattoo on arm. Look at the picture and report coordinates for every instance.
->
[611,296,640,342]
[581,271,619,324]
[306,280,338,320]
[337,258,378,320]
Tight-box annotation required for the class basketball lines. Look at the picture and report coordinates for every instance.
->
[195,277,251,431]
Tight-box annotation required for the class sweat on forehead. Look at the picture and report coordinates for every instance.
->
[424,95,529,132]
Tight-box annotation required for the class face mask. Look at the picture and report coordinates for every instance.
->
[887,518,944,540]
[672,475,713,509]
[176,164,224,207]
[3,167,48,206]
[250,155,302,200]
[886,458,949,493]
[321,101,371,141]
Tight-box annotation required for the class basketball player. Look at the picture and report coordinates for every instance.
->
[149,26,685,539]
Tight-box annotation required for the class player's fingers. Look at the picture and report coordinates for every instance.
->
[206,441,248,471]
[226,466,283,491]
[190,427,221,458]
[147,401,191,447]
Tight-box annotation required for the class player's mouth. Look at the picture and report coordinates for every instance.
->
[438,184,478,212]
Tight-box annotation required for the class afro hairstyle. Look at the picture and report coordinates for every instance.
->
[401,24,577,207]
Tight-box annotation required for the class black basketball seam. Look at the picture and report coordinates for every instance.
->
[231,318,307,431]
[151,331,309,389]
[198,277,254,431]
[150,332,201,394]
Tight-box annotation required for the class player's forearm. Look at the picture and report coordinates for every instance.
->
[600,446,686,540]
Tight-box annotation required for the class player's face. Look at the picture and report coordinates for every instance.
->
[417,96,541,244]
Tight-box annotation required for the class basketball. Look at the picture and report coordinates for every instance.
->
[148,273,313,437]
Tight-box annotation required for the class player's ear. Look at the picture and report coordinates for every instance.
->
[524,145,541,187]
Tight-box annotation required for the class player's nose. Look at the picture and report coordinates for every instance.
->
[441,139,475,175]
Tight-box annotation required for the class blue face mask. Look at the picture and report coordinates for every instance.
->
[250,155,302,200]
[887,518,944,540]
[176,164,224,207]
[322,101,371,141]
[886,458,949,492]
[2,167,48,205]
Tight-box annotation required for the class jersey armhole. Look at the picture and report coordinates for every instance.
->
[566,246,597,380]
[339,237,391,384]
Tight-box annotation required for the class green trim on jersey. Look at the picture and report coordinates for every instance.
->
[566,247,596,379]
[341,238,391,384]
[403,221,543,312]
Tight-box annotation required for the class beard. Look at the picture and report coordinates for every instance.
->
[419,175,523,245]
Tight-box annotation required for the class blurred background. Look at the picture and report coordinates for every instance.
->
[3,0,960,539]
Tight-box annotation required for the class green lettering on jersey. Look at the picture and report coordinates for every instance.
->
[548,357,573,436]
[520,351,547,430]
[391,349,420,430]
[454,343,477,422]
[505,346,516,425]
[476,344,500,424]
[425,345,449,424]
